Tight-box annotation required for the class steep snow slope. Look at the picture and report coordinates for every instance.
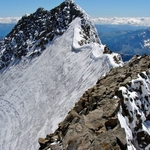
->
[0,1,123,150]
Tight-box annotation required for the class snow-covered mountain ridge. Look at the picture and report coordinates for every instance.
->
[38,55,150,150]
[0,0,101,71]
[0,1,123,150]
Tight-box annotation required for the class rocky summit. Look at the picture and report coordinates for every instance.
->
[38,55,150,150]
[0,0,100,70]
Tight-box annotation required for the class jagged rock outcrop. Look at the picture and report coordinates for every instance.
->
[117,59,150,149]
[0,0,100,70]
[38,55,150,150]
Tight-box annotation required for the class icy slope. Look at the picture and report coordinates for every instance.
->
[0,12,123,150]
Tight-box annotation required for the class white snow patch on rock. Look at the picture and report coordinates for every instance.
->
[118,71,150,150]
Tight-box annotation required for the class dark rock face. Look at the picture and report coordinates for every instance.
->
[0,0,100,70]
[38,55,150,150]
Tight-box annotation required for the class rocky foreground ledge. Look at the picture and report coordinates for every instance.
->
[38,55,150,150]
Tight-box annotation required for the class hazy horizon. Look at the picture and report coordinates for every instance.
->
[0,0,149,27]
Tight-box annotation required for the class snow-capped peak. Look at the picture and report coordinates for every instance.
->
[0,1,123,150]
[0,0,101,71]
[65,0,74,3]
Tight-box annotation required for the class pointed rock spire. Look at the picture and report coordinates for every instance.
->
[65,0,74,3]
[0,0,100,70]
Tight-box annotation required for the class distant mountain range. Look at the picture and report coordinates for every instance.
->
[96,24,150,61]
[0,23,16,38]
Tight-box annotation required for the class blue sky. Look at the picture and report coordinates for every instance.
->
[0,0,150,18]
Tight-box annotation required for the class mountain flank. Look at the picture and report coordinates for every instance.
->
[0,1,123,150]
[38,55,150,150]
